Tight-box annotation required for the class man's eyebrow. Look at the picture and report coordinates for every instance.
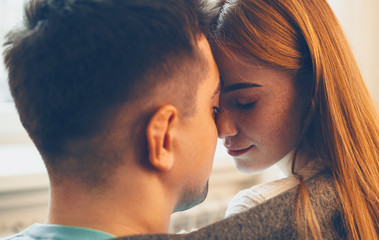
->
[221,83,261,93]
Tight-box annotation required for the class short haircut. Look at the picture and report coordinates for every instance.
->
[3,0,209,160]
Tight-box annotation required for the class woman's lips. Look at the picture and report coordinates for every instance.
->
[227,145,254,157]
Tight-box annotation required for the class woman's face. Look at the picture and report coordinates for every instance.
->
[214,50,306,174]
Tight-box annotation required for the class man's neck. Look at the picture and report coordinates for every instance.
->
[45,171,175,237]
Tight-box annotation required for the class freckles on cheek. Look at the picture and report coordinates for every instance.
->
[272,116,301,149]
[239,113,257,129]
[261,109,293,143]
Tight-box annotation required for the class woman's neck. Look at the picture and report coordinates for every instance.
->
[276,147,313,177]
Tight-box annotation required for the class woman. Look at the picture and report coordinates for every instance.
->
[209,0,379,239]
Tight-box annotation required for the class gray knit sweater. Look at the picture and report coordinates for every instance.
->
[114,171,346,239]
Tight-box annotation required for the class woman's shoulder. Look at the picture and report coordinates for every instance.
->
[226,170,344,238]
[271,170,338,210]
[247,170,339,217]
[225,175,302,217]
[220,170,345,239]
[304,170,336,196]
[225,164,330,217]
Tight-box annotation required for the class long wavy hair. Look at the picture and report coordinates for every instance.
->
[209,0,379,239]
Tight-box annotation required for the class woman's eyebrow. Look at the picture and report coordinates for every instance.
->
[221,83,261,93]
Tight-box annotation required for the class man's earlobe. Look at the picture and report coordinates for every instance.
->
[146,105,177,171]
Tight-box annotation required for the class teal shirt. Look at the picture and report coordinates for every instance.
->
[1,223,115,240]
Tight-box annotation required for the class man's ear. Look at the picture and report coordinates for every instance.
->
[146,105,177,171]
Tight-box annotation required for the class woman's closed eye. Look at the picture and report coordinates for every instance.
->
[220,93,259,111]
[236,100,257,110]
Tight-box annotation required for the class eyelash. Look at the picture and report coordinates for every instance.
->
[236,101,257,110]
[213,106,220,117]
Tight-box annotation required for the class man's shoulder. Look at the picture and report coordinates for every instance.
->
[1,231,33,240]
[1,223,115,240]
[114,170,345,240]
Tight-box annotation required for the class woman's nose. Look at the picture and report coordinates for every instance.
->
[216,109,238,139]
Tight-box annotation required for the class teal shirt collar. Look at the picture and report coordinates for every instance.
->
[23,223,116,240]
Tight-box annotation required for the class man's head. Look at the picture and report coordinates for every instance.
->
[3,0,219,210]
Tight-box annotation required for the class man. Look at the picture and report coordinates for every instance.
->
[2,0,219,238]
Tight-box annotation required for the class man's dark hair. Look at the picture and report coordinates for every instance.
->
[3,0,210,171]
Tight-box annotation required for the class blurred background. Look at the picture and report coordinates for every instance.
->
[0,0,378,237]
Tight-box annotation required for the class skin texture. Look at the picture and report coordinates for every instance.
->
[214,50,308,174]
